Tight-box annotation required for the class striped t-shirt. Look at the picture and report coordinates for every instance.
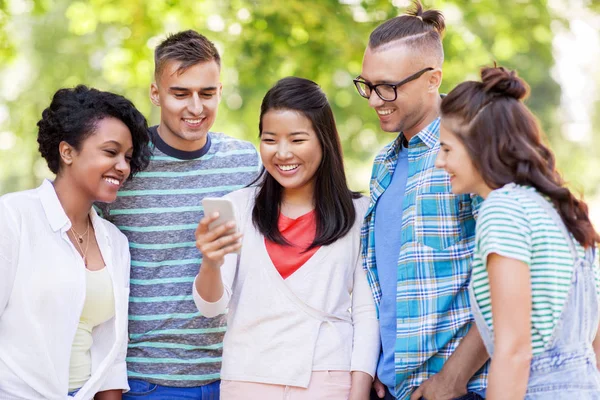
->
[471,183,599,354]
[97,127,260,386]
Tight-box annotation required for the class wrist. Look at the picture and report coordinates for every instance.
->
[439,365,468,389]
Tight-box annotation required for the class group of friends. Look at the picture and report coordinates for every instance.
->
[1,1,600,400]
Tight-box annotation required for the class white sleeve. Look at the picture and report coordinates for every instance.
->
[0,201,19,316]
[349,251,380,377]
[192,252,237,318]
[98,233,130,392]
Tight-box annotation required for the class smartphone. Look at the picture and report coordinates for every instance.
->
[201,197,238,232]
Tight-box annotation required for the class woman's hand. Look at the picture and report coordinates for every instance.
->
[349,371,373,400]
[195,212,242,269]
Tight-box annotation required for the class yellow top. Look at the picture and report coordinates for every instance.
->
[68,267,115,391]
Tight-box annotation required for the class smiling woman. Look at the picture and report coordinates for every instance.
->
[192,77,380,400]
[0,85,151,400]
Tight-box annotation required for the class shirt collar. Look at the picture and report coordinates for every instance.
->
[39,179,103,234]
[410,117,440,149]
[39,179,70,232]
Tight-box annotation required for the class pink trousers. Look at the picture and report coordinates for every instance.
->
[220,371,351,400]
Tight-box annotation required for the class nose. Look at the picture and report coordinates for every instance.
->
[275,142,293,160]
[115,154,131,177]
[188,93,203,115]
[434,151,445,169]
[368,90,385,109]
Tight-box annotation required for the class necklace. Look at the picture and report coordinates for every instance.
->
[70,217,90,266]
[70,218,90,244]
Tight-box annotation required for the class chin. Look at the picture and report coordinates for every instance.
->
[96,191,119,204]
[450,183,466,195]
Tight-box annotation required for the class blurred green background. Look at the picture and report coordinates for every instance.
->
[1,0,599,222]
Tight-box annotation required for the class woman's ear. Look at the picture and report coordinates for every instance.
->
[58,141,75,166]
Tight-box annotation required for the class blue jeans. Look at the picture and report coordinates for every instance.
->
[68,388,80,397]
[122,379,220,400]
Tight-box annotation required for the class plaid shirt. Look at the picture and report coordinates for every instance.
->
[361,118,488,399]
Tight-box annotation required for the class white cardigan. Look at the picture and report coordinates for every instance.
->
[193,187,379,388]
[0,180,130,400]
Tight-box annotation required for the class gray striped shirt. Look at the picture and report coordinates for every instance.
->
[98,127,260,386]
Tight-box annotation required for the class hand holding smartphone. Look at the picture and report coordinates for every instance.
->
[202,197,238,231]
[199,197,241,257]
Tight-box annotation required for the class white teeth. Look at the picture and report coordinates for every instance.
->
[104,177,120,185]
[377,109,394,116]
[184,118,202,124]
[278,164,299,171]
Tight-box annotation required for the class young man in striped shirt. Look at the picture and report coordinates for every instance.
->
[353,2,489,400]
[98,30,259,399]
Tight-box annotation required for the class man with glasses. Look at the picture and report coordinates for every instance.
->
[356,2,489,400]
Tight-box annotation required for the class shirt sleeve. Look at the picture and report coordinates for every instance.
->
[350,250,380,378]
[477,192,532,267]
[0,201,19,316]
[192,253,236,318]
[98,232,131,392]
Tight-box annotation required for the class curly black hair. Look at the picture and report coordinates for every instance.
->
[37,85,151,177]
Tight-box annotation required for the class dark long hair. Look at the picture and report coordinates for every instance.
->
[252,77,361,249]
[441,66,599,248]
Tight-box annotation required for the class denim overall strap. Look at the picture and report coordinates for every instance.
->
[511,187,600,398]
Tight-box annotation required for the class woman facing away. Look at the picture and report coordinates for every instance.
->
[435,66,600,399]
[192,77,379,400]
[0,86,151,400]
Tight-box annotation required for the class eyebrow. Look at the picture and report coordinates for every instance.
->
[103,140,133,151]
[169,86,218,92]
[262,131,310,136]
[356,75,391,85]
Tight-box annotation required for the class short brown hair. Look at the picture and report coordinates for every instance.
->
[369,0,445,65]
[154,30,221,80]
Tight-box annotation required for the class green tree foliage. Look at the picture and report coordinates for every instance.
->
[0,0,597,195]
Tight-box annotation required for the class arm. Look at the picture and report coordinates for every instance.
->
[410,323,489,400]
[349,252,380,400]
[485,253,532,400]
[95,390,122,400]
[192,213,242,317]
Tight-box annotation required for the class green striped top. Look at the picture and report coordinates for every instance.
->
[471,184,599,354]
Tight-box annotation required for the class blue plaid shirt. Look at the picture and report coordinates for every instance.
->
[361,118,488,399]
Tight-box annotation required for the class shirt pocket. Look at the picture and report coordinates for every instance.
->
[414,191,470,251]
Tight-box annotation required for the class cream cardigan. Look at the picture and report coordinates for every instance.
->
[193,187,379,388]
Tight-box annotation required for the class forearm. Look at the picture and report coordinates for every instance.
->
[486,351,531,400]
[349,371,372,400]
[439,323,489,387]
[195,263,224,302]
[95,389,122,400]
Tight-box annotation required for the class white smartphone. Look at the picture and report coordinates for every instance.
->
[201,197,238,232]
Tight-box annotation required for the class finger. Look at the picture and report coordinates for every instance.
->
[374,378,386,398]
[200,221,238,244]
[199,232,242,254]
[195,212,220,236]
[410,387,423,400]
[205,242,242,262]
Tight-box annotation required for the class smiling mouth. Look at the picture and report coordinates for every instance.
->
[376,109,395,116]
[183,117,204,126]
[103,177,121,186]
[277,164,299,172]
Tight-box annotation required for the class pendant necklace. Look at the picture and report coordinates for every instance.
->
[70,217,90,266]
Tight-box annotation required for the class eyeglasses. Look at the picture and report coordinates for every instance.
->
[353,67,434,102]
